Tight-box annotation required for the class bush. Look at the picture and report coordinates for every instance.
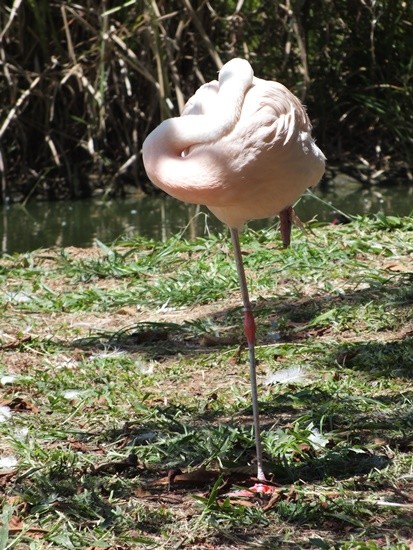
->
[0,0,411,202]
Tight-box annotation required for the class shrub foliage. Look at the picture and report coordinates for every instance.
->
[0,0,412,202]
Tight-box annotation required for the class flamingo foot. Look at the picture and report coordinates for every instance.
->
[226,482,279,497]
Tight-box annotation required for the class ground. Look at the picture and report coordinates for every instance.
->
[0,216,412,549]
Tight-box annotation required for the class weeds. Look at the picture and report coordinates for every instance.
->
[0,217,412,548]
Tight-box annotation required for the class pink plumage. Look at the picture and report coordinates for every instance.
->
[143,58,325,482]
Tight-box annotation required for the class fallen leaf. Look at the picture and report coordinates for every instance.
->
[7,515,48,537]
[148,467,218,488]
[228,498,256,507]
[133,486,151,498]
[68,438,104,454]
[0,336,32,350]
[384,261,412,272]
[91,453,139,475]
[0,397,38,413]
[0,469,17,486]
[263,490,283,511]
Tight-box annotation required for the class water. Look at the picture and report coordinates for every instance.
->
[0,180,411,255]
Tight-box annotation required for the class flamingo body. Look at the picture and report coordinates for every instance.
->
[142,59,326,482]
[142,58,325,229]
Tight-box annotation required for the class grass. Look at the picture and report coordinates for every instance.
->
[0,215,412,549]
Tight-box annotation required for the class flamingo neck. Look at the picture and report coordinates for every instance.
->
[143,59,254,159]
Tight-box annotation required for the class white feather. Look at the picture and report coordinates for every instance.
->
[265,365,307,386]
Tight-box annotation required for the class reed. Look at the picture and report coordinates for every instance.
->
[0,0,411,203]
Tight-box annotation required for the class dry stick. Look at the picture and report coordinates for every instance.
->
[60,4,103,110]
[181,0,224,70]
[0,0,40,142]
[0,44,12,99]
[98,0,109,134]
[0,36,13,203]
[0,0,23,91]
[45,135,61,167]
[285,0,310,101]
[235,0,245,12]
[0,0,24,41]
[148,0,173,120]
[167,56,186,114]
[0,76,41,141]
[151,0,185,112]
[60,5,77,64]
[0,148,6,204]
[291,16,309,99]
[108,30,159,88]
[157,4,186,113]
[64,4,99,34]
[60,5,100,100]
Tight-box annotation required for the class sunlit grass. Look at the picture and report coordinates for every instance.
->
[0,216,412,548]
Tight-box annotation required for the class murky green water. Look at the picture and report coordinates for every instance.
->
[0,180,411,255]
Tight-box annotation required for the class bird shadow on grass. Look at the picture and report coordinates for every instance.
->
[70,269,413,365]
[74,374,399,489]
[254,271,413,340]
[72,396,394,516]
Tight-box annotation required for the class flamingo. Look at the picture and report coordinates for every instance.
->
[142,58,325,482]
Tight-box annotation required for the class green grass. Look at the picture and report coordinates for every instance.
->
[0,215,412,548]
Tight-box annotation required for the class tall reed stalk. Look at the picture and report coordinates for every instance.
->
[0,0,411,203]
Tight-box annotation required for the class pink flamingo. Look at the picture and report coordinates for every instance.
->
[143,58,325,482]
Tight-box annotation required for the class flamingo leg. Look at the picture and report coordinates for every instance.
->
[279,206,293,248]
[230,228,266,481]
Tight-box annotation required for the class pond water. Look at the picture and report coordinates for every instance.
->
[0,180,412,255]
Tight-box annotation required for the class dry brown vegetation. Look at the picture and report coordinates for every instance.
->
[0,0,412,203]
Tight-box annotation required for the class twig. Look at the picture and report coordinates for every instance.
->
[0,0,24,41]
[0,76,41,140]
[181,0,223,70]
